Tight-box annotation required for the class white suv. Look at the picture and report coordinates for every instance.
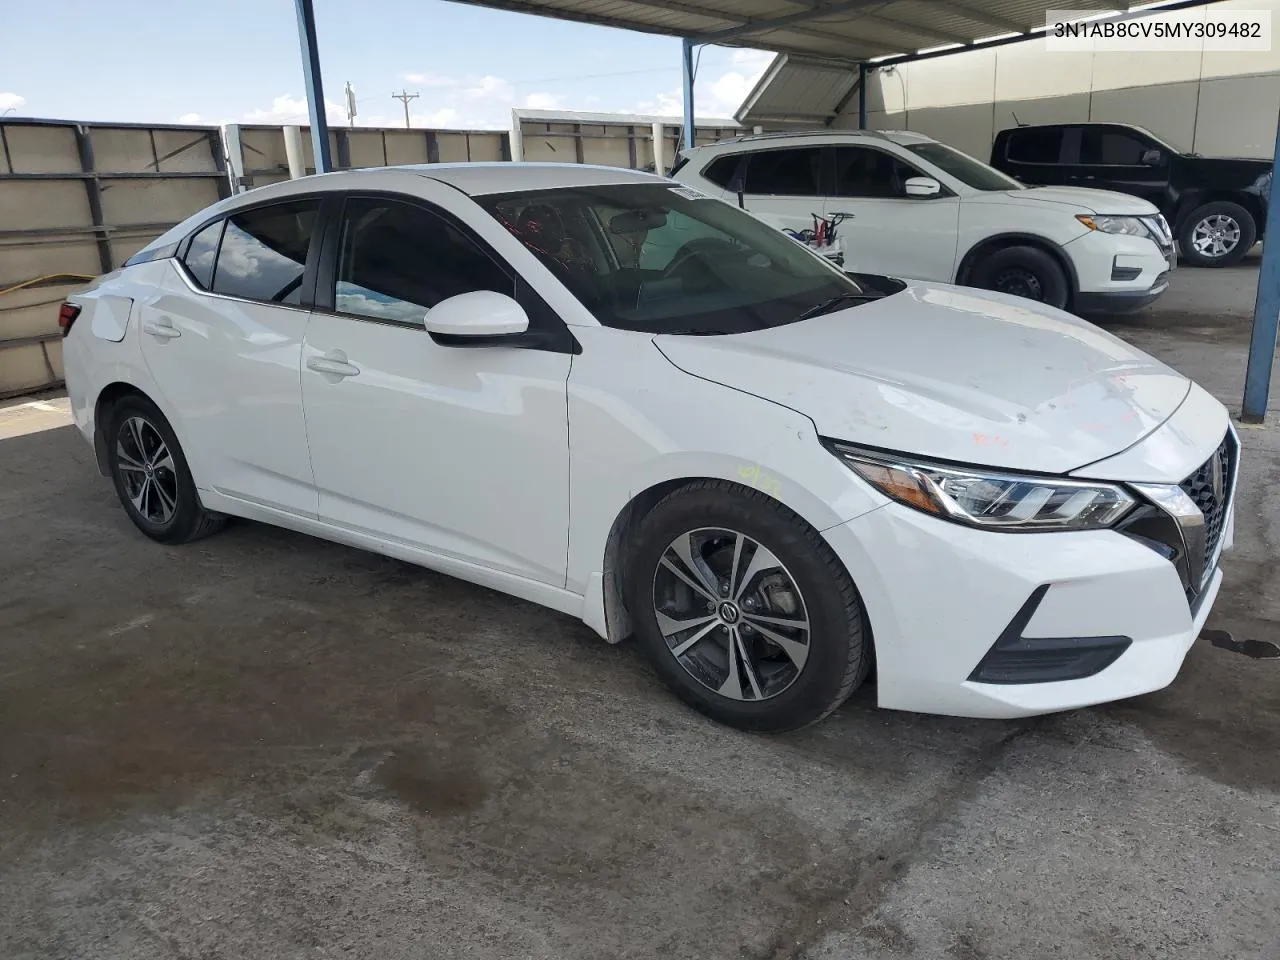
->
[672,130,1175,313]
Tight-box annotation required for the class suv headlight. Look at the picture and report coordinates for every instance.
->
[1076,214,1147,237]
[828,443,1135,532]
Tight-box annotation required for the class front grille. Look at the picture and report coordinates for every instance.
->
[1178,433,1236,581]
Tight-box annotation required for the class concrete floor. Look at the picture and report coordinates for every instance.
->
[2,258,1278,960]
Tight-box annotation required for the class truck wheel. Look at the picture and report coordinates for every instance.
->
[1178,201,1256,267]
[970,245,1069,309]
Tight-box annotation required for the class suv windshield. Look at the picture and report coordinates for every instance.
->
[478,183,903,334]
[905,142,1023,192]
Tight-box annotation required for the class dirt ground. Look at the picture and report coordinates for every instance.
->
[2,254,1278,959]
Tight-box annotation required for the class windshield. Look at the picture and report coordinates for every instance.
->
[905,142,1023,192]
[477,183,903,334]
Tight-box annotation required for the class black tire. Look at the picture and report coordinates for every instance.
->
[105,394,226,544]
[626,480,870,732]
[1177,201,1256,267]
[970,245,1070,309]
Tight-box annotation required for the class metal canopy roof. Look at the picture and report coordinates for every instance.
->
[447,0,1112,64]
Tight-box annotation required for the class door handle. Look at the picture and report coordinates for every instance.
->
[142,317,181,340]
[307,352,361,379]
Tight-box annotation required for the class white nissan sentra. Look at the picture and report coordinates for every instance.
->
[61,163,1237,731]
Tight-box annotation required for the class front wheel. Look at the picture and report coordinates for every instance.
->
[970,245,1070,309]
[1178,201,1256,267]
[627,481,870,732]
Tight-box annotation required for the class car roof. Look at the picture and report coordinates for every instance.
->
[683,129,937,154]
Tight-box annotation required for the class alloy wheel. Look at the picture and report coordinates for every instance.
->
[651,527,811,702]
[116,416,179,525]
[1191,214,1241,260]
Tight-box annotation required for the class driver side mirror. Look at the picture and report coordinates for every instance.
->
[904,176,942,198]
[424,290,529,343]
[1140,148,1163,166]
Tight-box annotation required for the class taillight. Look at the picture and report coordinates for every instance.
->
[58,302,81,337]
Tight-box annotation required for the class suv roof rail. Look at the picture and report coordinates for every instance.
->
[687,128,896,149]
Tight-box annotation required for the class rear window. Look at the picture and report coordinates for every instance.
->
[211,201,319,305]
[1005,128,1065,164]
[181,219,223,290]
[701,154,743,189]
[742,148,823,196]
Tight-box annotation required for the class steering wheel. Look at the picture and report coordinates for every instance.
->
[660,237,744,282]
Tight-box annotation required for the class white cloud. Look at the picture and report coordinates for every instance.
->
[463,75,514,102]
[178,112,203,124]
[523,92,560,110]
[403,72,458,87]
[633,51,773,120]
[244,93,344,125]
[0,92,26,112]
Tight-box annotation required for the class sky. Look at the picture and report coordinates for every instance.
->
[0,0,773,129]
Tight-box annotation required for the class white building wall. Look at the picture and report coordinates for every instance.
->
[834,0,1280,160]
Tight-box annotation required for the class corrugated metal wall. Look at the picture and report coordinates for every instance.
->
[0,120,229,399]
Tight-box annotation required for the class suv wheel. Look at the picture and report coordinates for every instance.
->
[627,481,871,732]
[970,245,1069,309]
[1179,201,1256,267]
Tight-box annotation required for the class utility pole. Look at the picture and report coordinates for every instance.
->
[391,89,419,129]
[344,81,357,127]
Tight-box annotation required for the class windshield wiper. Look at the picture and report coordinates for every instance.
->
[793,293,879,323]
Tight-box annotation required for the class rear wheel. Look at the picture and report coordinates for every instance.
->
[970,245,1070,309]
[105,395,225,544]
[1178,201,1255,267]
[627,481,870,732]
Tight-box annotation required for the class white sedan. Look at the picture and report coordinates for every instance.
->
[62,163,1236,730]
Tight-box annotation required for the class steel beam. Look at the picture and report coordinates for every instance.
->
[682,38,696,151]
[691,0,892,44]
[293,0,332,174]
[1242,116,1280,421]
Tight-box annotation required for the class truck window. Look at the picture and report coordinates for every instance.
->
[1006,128,1064,164]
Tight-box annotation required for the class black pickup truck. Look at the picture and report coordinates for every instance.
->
[991,122,1272,267]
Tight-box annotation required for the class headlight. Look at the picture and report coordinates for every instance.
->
[828,443,1135,532]
[1076,214,1147,237]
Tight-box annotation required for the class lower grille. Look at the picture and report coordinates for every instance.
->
[1178,434,1235,581]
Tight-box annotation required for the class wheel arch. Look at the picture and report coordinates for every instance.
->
[1172,191,1263,235]
[593,476,872,657]
[954,233,1080,304]
[93,381,152,476]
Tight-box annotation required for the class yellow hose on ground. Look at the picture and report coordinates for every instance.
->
[0,274,96,297]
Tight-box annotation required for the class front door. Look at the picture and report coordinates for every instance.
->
[827,145,960,281]
[734,145,829,246]
[138,198,321,515]
[1076,125,1170,210]
[300,194,572,586]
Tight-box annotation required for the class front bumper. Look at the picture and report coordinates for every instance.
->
[821,413,1236,720]
[1065,229,1175,313]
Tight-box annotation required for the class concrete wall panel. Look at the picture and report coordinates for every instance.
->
[89,127,162,173]
[384,132,431,166]
[468,134,505,162]
[153,129,221,173]
[0,243,100,289]
[435,134,471,163]
[348,131,389,168]
[905,104,995,159]
[1089,81,1200,151]
[0,181,91,231]
[1194,74,1280,157]
[98,178,222,228]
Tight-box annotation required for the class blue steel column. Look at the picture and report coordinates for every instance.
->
[682,38,696,151]
[858,63,867,129]
[1242,115,1280,421]
[294,0,332,174]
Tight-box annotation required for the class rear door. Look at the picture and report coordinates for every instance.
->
[996,126,1072,187]
[826,144,959,281]
[139,197,324,516]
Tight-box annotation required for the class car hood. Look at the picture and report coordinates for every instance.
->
[984,186,1160,215]
[654,283,1191,474]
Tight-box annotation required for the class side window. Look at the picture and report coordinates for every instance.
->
[182,219,223,290]
[832,146,920,198]
[1083,128,1146,166]
[701,154,743,189]
[335,197,513,325]
[212,200,318,305]
[742,148,823,196]
[1006,128,1065,164]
